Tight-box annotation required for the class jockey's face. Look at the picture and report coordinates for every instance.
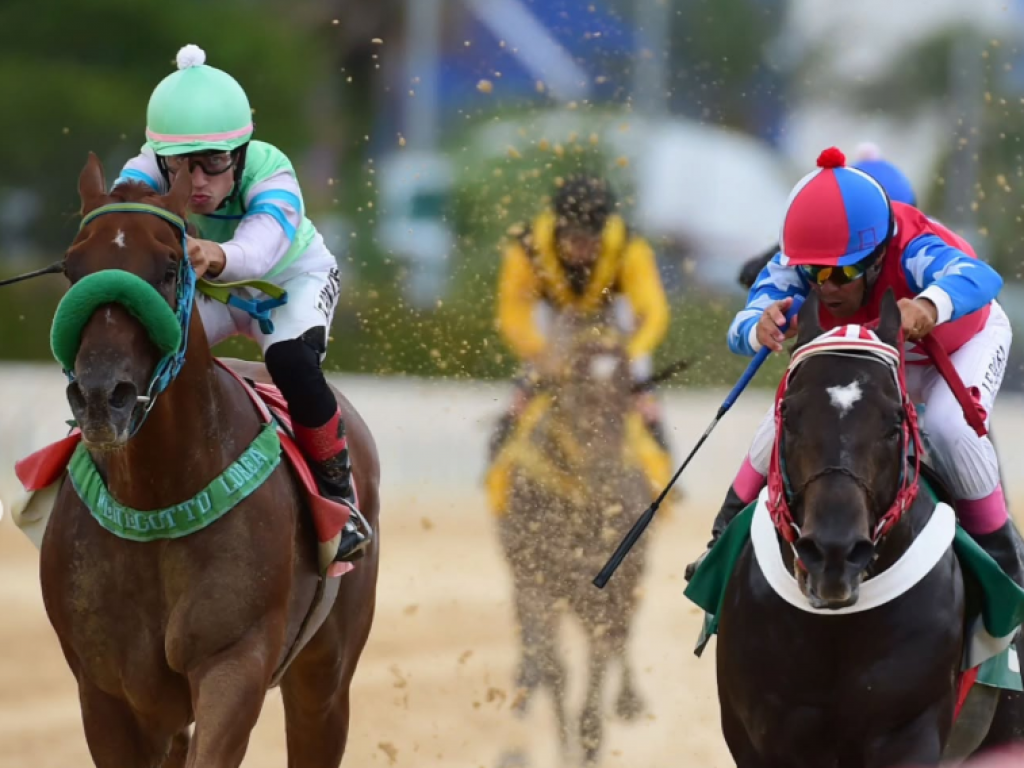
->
[812,271,867,318]
[165,152,235,215]
[557,226,602,267]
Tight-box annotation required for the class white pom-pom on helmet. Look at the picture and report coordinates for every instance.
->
[175,44,207,71]
[146,44,253,155]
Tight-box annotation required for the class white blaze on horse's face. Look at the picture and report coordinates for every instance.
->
[113,229,126,249]
[827,380,863,418]
[589,354,620,383]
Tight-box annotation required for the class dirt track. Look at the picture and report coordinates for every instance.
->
[1,366,1022,767]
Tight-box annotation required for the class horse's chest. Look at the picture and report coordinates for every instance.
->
[42,496,163,655]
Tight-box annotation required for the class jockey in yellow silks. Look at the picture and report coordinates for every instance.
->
[486,174,673,510]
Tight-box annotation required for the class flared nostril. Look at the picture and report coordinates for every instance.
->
[846,540,876,571]
[794,538,826,571]
[109,381,137,411]
[67,381,86,414]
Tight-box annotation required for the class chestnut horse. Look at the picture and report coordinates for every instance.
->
[37,154,380,767]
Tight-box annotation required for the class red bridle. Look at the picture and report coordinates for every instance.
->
[766,324,924,546]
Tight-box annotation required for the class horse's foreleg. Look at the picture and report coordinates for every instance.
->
[539,623,572,759]
[510,590,548,717]
[185,631,272,768]
[862,696,952,768]
[579,633,612,765]
[283,682,351,768]
[718,696,772,768]
[605,604,644,722]
[280,632,354,768]
[159,730,190,768]
[78,677,172,768]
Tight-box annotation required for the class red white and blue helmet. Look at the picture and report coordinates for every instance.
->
[779,147,894,268]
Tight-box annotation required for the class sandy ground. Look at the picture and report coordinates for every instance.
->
[1,365,1023,767]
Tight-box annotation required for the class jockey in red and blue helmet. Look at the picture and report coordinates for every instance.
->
[737,143,916,289]
[776,146,894,288]
[690,149,1023,649]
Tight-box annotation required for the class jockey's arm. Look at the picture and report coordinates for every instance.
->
[111,150,301,283]
[902,235,1004,322]
[620,238,670,361]
[215,172,301,282]
[497,241,546,360]
[726,252,811,357]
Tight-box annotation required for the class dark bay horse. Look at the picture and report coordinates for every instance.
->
[715,291,1022,767]
[496,311,651,766]
[37,153,380,767]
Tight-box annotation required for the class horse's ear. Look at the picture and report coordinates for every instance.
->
[78,152,107,214]
[876,288,901,347]
[160,162,193,219]
[794,291,822,349]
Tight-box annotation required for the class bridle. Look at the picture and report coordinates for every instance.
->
[766,325,924,546]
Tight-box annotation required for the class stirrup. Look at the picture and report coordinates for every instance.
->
[334,504,373,563]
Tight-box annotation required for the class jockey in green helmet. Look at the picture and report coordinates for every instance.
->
[113,44,371,562]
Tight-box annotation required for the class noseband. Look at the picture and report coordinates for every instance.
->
[59,203,197,438]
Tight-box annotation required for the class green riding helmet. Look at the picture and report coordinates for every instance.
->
[145,44,253,156]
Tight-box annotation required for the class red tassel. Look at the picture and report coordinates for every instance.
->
[817,147,846,169]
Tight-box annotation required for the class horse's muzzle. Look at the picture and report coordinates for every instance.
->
[67,378,139,448]
[800,575,861,610]
[795,535,874,610]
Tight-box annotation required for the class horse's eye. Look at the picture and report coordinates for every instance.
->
[163,264,178,284]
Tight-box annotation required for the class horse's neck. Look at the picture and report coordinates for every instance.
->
[97,337,260,510]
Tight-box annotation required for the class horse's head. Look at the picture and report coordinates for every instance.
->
[56,153,195,449]
[778,289,907,609]
[544,310,633,444]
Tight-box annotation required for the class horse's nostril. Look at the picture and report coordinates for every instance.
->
[67,381,86,413]
[109,382,137,410]
[794,538,826,570]
[847,540,876,571]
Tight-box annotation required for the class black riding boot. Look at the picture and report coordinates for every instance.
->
[970,520,1024,679]
[265,332,373,564]
[684,485,749,582]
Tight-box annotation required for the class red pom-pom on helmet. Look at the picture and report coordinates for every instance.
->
[817,147,846,169]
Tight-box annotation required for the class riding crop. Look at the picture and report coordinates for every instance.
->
[593,295,804,589]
